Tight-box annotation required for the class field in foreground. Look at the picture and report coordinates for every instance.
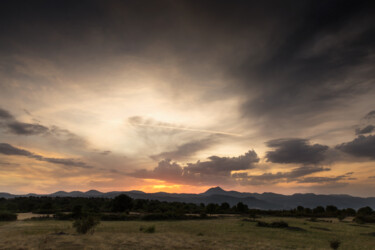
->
[0,217,374,249]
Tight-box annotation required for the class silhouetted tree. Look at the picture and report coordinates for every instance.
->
[236,202,248,213]
[357,206,373,215]
[112,194,133,212]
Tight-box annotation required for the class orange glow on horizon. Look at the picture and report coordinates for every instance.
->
[130,180,211,194]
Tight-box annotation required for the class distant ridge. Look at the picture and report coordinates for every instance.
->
[1,187,374,209]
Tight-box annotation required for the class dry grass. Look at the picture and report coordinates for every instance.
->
[0,217,374,249]
[17,213,51,220]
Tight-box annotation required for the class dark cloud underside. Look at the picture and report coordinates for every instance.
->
[336,135,375,159]
[266,138,329,164]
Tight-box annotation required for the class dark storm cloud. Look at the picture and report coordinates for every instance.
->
[0,143,92,169]
[130,150,259,185]
[336,135,375,159]
[150,137,217,161]
[355,125,375,135]
[265,138,329,164]
[235,0,375,130]
[1,1,374,126]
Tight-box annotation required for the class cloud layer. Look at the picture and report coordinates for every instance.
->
[266,138,329,164]
[0,143,92,169]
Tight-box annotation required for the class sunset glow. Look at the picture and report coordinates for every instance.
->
[1,0,375,197]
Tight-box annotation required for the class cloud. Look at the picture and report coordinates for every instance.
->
[364,110,375,120]
[233,165,331,185]
[6,121,49,135]
[0,108,89,148]
[0,143,92,169]
[0,143,32,156]
[185,150,259,175]
[355,125,375,135]
[150,137,217,161]
[0,108,14,119]
[236,1,375,131]
[130,150,259,185]
[297,172,355,183]
[128,116,241,137]
[0,107,48,135]
[265,138,329,164]
[336,135,375,159]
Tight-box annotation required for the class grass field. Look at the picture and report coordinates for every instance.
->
[0,217,374,249]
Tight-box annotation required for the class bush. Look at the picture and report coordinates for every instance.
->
[73,215,100,234]
[256,220,289,228]
[0,211,17,221]
[54,212,74,220]
[141,212,193,221]
[100,213,137,221]
[139,225,155,233]
[354,215,375,224]
[330,240,341,249]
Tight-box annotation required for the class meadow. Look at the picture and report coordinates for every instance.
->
[0,216,374,249]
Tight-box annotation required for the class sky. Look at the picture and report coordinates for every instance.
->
[0,0,375,196]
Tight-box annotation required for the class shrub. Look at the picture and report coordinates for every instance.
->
[54,212,74,220]
[337,214,346,221]
[73,215,100,234]
[100,213,137,221]
[270,221,289,228]
[256,221,269,227]
[354,215,375,224]
[139,225,155,233]
[0,211,17,221]
[257,220,289,228]
[330,240,341,249]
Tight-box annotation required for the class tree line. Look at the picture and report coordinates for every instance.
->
[0,195,374,223]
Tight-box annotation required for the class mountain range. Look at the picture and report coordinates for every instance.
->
[1,187,374,209]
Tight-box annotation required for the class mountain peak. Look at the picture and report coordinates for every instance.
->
[85,190,102,194]
[203,186,227,195]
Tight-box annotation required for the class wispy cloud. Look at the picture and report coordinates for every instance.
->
[0,143,92,169]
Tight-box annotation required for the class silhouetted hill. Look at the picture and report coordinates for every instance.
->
[1,187,374,209]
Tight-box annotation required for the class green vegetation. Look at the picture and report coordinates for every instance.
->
[1,196,374,223]
[330,239,341,249]
[139,225,155,233]
[73,215,100,234]
[0,211,17,221]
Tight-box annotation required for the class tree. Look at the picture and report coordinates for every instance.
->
[220,202,230,211]
[357,206,373,215]
[206,203,217,215]
[112,194,133,212]
[326,205,338,214]
[236,202,248,213]
[313,206,325,214]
